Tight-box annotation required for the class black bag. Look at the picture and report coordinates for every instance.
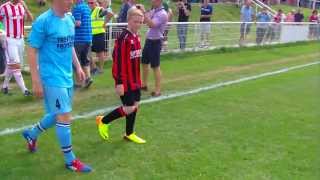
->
[0,46,5,74]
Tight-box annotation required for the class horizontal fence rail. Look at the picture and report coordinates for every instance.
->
[17,21,320,69]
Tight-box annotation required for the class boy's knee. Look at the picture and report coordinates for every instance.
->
[56,113,72,123]
[8,63,21,70]
[123,105,138,115]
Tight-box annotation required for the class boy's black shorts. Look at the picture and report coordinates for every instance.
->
[120,89,141,106]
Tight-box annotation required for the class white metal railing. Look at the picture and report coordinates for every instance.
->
[252,0,277,16]
[104,21,319,55]
[21,21,319,66]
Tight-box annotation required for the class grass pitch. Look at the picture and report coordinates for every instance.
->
[0,42,319,179]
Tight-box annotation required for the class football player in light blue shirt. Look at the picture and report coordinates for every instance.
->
[22,0,92,173]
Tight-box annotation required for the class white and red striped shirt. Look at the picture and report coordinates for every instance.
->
[0,1,26,39]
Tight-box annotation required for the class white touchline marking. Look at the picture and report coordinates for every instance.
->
[0,61,319,137]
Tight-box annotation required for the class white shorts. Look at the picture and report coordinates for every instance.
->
[200,24,211,34]
[5,37,24,65]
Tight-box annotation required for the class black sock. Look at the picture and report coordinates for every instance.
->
[126,111,137,135]
[102,107,126,124]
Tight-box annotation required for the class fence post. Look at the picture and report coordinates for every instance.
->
[244,23,248,41]
[108,24,112,59]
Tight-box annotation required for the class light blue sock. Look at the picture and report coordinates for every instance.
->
[29,114,55,140]
[56,122,76,164]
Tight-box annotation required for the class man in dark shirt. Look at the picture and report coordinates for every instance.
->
[294,9,304,22]
[176,0,191,50]
[115,0,135,39]
[199,0,213,48]
[117,0,135,23]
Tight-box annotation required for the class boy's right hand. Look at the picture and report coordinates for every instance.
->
[115,84,124,96]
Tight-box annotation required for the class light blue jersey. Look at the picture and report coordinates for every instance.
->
[28,9,75,88]
[241,6,253,22]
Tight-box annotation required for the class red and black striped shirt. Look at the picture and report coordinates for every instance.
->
[112,29,142,92]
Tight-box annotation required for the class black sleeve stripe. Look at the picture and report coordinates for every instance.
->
[116,30,129,84]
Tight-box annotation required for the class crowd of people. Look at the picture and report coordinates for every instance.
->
[240,0,320,46]
[0,0,319,96]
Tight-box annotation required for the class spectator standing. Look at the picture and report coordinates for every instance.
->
[199,0,213,48]
[270,9,285,41]
[285,10,295,22]
[309,10,318,39]
[294,9,304,22]
[176,0,191,50]
[256,7,271,45]
[115,0,135,39]
[88,0,113,74]
[141,0,168,97]
[162,0,173,52]
[273,9,285,23]
[72,0,93,88]
[117,0,135,23]
[99,0,114,57]
[239,0,254,46]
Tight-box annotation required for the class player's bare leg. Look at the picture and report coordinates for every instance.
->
[142,64,149,91]
[152,67,161,97]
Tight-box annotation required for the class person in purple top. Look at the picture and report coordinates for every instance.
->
[139,0,168,97]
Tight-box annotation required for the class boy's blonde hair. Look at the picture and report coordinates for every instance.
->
[127,6,144,20]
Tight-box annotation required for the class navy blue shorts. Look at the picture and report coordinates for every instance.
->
[92,33,106,53]
[142,39,161,68]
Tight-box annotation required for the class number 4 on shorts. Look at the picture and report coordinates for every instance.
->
[56,99,61,109]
